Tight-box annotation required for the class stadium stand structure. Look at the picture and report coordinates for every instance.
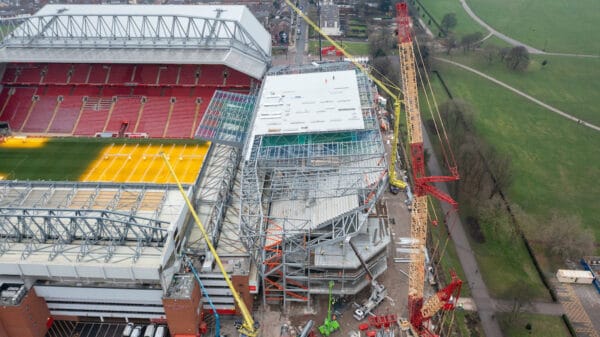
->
[0,4,270,337]
[0,62,257,137]
[0,6,391,337]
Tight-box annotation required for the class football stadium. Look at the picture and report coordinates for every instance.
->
[0,4,390,337]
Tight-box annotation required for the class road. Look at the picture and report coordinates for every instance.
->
[421,124,504,337]
[435,57,600,132]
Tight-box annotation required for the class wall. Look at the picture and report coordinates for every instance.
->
[0,288,51,337]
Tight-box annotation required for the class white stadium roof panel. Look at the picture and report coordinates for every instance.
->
[253,70,365,135]
[33,4,270,56]
[0,4,271,79]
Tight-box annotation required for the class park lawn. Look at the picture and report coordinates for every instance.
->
[441,53,600,126]
[467,0,600,55]
[0,137,201,181]
[413,0,484,37]
[432,62,600,244]
[498,313,570,337]
[307,40,369,56]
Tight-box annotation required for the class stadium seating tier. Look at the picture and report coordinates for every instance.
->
[1,63,252,138]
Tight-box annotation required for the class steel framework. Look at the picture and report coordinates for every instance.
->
[0,181,182,263]
[0,14,269,61]
[195,90,257,148]
[239,63,389,309]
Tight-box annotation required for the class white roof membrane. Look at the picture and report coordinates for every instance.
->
[253,70,365,135]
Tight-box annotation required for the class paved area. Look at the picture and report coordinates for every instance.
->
[553,281,600,337]
[435,57,600,132]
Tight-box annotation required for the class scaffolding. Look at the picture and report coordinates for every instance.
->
[240,63,389,309]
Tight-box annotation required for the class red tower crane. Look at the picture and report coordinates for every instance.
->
[395,2,462,335]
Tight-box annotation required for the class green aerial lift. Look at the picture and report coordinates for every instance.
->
[318,281,340,336]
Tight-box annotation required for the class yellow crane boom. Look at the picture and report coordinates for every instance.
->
[284,0,406,190]
[160,152,258,337]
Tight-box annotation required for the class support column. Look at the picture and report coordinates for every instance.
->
[162,275,202,336]
[0,286,52,337]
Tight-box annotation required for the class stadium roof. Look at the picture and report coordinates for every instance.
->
[0,5,271,79]
[0,182,191,284]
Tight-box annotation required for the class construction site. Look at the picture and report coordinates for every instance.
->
[0,2,467,337]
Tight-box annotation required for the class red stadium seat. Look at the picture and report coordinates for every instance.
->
[21,96,59,133]
[105,97,142,132]
[47,96,83,134]
[0,62,252,138]
[43,64,71,84]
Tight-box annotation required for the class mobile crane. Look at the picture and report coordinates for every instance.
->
[284,1,462,335]
[160,153,259,337]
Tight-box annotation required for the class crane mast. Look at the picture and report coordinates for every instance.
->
[396,3,460,334]
[283,0,461,334]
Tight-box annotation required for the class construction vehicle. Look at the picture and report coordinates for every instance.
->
[285,1,462,335]
[348,238,387,320]
[160,153,259,337]
[319,281,340,336]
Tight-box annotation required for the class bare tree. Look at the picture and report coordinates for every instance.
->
[477,196,512,237]
[505,46,530,71]
[441,34,458,55]
[440,13,457,34]
[540,212,595,259]
[482,44,498,64]
[460,32,483,52]
[368,29,395,59]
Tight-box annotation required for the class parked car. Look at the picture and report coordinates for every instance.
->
[131,326,143,337]
[144,324,156,337]
[154,326,166,337]
[122,323,134,337]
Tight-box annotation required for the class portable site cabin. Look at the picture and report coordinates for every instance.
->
[556,269,594,284]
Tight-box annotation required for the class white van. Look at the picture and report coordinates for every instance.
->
[122,323,134,337]
[131,326,143,337]
[144,324,156,337]
[154,326,166,337]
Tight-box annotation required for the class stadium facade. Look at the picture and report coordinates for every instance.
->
[0,4,391,337]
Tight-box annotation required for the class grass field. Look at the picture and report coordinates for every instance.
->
[498,313,570,337]
[414,0,484,37]
[420,79,549,300]
[308,40,369,56]
[442,52,600,126]
[0,137,207,184]
[431,62,600,242]
[468,0,600,55]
